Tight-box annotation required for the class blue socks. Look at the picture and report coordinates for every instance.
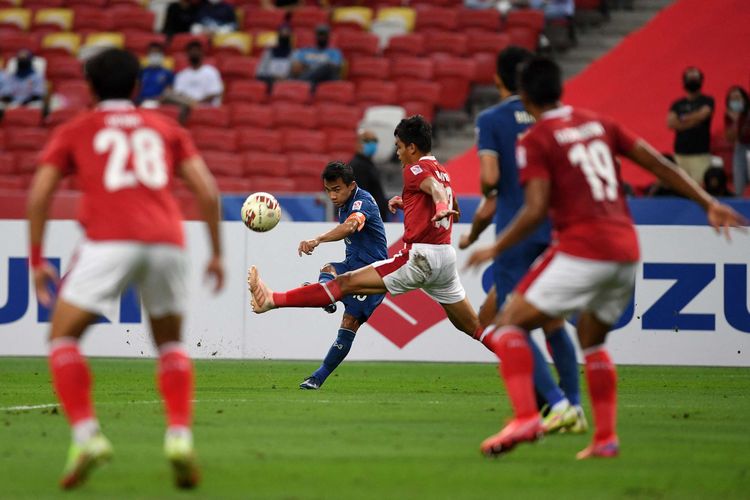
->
[312,328,356,384]
[529,337,566,407]
[546,326,580,406]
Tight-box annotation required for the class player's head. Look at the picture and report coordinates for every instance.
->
[682,66,703,93]
[518,56,563,114]
[495,46,532,95]
[394,115,432,166]
[84,48,140,102]
[321,161,357,207]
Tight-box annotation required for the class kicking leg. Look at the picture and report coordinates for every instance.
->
[441,297,480,337]
[301,313,360,390]
[477,286,497,328]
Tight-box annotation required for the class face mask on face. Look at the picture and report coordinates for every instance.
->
[683,79,701,93]
[17,58,32,73]
[362,141,377,157]
[316,36,328,50]
[188,54,202,66]
[148,53,164,66]
[729,100,745,113]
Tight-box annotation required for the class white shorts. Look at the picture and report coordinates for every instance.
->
[518,250,637,326]
[373,243,466,304]
[60,240,188,319]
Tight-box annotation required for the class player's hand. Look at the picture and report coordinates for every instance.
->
[458,232,475,250]
[707,202,748,241]
[388,196,403,213]
[298,238,320,256]
[205,255,224,293]
[463,245,496,271]
[33,262,59,308]
[431,208,460,223]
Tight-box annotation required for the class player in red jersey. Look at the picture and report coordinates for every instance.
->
[249,115,481,339]
[466,57,745,459]
[27,49,224,489]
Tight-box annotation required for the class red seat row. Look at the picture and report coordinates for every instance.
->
[192,127,358,156]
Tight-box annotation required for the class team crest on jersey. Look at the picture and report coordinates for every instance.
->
[352,200,362,210]
[410,165,423,175]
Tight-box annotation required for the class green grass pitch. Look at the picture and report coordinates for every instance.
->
[0,358,748,499]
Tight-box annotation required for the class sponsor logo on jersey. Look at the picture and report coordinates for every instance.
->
[410,165,423,175]
[352,200,362,211]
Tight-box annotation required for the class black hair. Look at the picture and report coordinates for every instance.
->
[321,161,355,185]
[147,41,164,51]
[394,115,432,154]
[186,40,203,52]
[84,48,140,101]
[518,56,563,107]
[683,66,704,83]
[726,85,750,113]
[496,45,532,93]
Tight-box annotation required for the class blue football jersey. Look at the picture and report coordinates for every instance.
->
[338,187,388,265]
[476,95,551,244]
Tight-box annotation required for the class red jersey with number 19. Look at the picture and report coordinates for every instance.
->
[517,106,640,262]
[39,101,198,247]
[401,155,453,245]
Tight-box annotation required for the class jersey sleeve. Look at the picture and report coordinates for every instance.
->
[517,132,550,186]
[38,125,74,175]
[404,162,434,191]
[174,126,200,166]
[610,121,640,156]
[476,112,499,157]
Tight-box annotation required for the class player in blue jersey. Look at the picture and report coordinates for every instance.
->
[459,47,587,433]
[297,161,388,389]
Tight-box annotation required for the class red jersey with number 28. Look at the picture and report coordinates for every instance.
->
[401,155,453,245]
[517,106,640,262]
[39,101,199,247]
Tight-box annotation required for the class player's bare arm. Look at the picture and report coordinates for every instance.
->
[298,217,360,256]
[388,195,403,213]
[27,165,64,306]
[465,178,550,269]
[626,140,747,238]
[459,194,497,249]
[418,177,459,222]
[180,156,225,292]
[479,153,500,196]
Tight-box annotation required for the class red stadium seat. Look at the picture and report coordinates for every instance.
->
[384,33,425,57]
[53,79,92,109]
[215,176,252,193]
[46,55,84,82]
[414,7,458,32]
[217,55,257,80]
[69,0,107,6]
[0,175,27,190]
[0,32,40,56]
[313,81,355,105]
[243,7,285,31]
[424,31,467,57]
[290,6,329,30]
[355,80,397,105]
[389,56,434,83]
[397,80,441,107]
[271,80,312,104]
[202,151,244,177]
[111,6,155,33]
[507,26,539,51]
[336,31,379,58]
[506,9,545,32]
[169,34,209,54]
[288,153,329,177]
[225,80,267,104]
[467,32,511,56]
[0,152,15,175]
[190,127,238,153]
[2,108,42,127]
[152,106,182,123]
[282,129,327,154]
[44,108,84,128]
[243,152,289,177]
[23,0,66,7]
[237,127,283,154]
[316,104,362,130]
[326,129,358,155]
[400,100,435,122]
[14,151,40,174]
[457,8,501,32]
[433,56,476,110]
[348,56,390,83]
[272,102,317,129]
[187,107,231,128]
[72,7,114,32]
[247,176,296,193]
[230,103,274,128]
[472,52,497,85]
[124,32,167,54]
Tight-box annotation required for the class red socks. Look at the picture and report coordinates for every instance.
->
[584,346,617,442]
[158,344,193,428]
[49,338,95,426]
[484,326,537,419]
[273,281,342,308]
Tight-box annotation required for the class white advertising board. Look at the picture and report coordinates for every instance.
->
[0,220,748,366]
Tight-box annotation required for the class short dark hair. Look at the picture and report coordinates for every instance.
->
[683,66,703,82]
[186,40,203,52]
[394,115,432,153]
[147,41,164,51]
[518,56,563,107]
[84,48,140,101]
[496,45,532,93]
[321,161,355,184]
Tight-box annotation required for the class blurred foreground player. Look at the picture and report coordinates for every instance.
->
[27,48,224,489]
[466,57,745,459]
[298,161,388,390]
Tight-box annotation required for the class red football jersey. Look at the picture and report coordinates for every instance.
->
[517,106,640,262]
[40,101,199,246]
[401,155,453,245]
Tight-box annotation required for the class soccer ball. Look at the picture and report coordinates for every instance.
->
[241,192,281,232]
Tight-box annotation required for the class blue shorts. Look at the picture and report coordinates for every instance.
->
[331,259,385,323]
[493,240,548,309]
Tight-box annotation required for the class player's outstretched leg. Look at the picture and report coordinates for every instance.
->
[248,266,276,313]
[249,266,346,313]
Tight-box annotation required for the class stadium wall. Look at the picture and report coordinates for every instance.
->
[1,217,748,367]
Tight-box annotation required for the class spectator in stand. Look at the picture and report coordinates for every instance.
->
[163,0,203,39]
[262,0,329,8]
[0,49,45,107]
[291,25,343,88]
[465,0,500,8]
[256,24,294,88]
[173,41,224,106]
[529,0,574,19]
[724,85,750,196]
[667,67,714,184]
[192,0,237,34]
[349,129,390,222]
[137,43,174,105]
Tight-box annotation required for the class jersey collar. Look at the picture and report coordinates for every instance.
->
[96,100,136,111]
[418,155,436,161]
[541,105,572,121]
[500,95,521,104]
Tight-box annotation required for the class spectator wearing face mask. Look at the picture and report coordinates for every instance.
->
[137,43,175,105]
[192,0,237,34]
[667,67,715,184]
[256,24,294,88]
[291,24,343,87]
[173,41,224,106]
[349,129,389,222]
[724,85,750,196]
[1,49,45,107]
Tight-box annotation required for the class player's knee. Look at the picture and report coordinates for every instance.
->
[341,314,360,332]
[320,264,337,275]
[335,273,353,294]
